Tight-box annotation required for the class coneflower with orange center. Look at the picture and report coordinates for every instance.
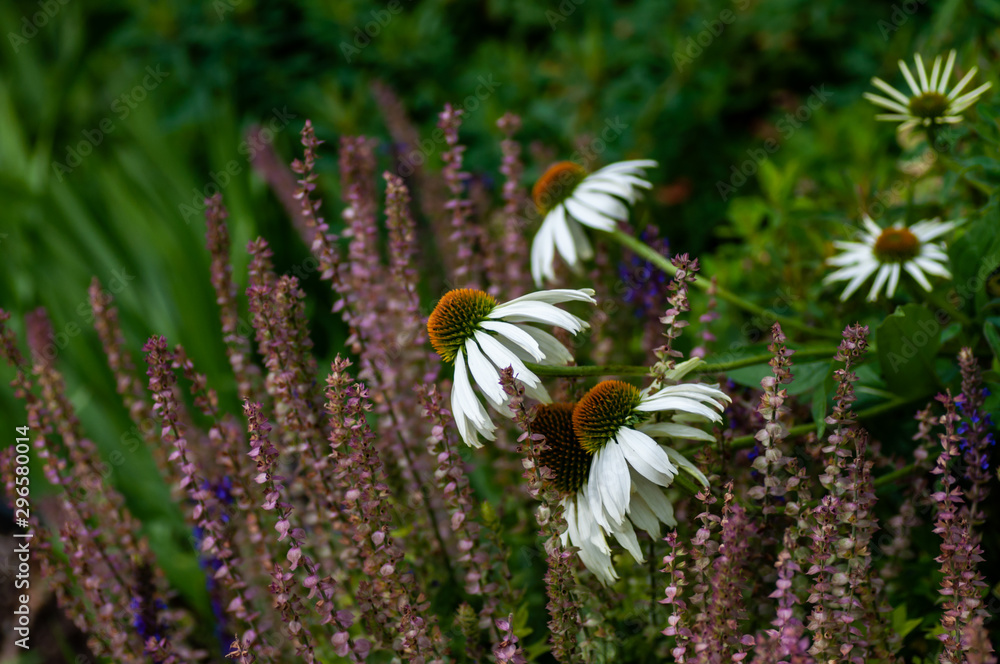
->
[533,359,731,585]
[530,159,656,285]
[427,287,596,447]
[824,216,954,301]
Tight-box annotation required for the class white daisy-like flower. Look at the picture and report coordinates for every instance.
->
[533,359,729,585]
[824,216,954,302]
[863,50,992,132]
[427,287,595,447]
[530,160,657,286]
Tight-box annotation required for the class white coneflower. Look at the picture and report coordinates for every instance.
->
[824,216,954,302]
[533,364,728,585]
[863,50,992,131]
[427,288,595,447]
[530,160,656,286]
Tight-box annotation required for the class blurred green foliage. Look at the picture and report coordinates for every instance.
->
[1,0,999,658]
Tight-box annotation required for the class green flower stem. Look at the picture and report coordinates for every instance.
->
[873,462,919,491]
[713,396,913,452]
[605,228,843,340]
[525,345,842,378]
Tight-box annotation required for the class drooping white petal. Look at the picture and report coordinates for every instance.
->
[885,262,902,298]
[531,213,557,286]
[591,444,630,527]
[464,338,506,406]
[631,472,677,528]
[489,301,589,335]
[639,421,717,443]
[563,197,617,232]
[608,518,643,563]
[548,204,581,271]
[573,189,628,221]
[661,446,709,488]
[473,331,541,388]
[615,427,677,487]
[451,351,493,447]
[913,255,951,278]
[867,264,892,301]
[904,261,933,291]
[518,325,574,366]
[480,321,544,361]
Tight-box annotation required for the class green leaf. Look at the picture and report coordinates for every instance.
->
[890,604,923,640]
[876,304,942,399]
[948,211,1000,314]
[725,196,769,237]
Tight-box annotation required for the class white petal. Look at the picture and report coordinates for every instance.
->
[495,288,597,307]
[627,493,662,538]
[947,67,979,100]
[522,379,552,404]
[639,421,717,443]
[661,446,709,488]
[464,338,506,406]
[867,264,892,302]
[609,518,643,563]
[548,204,581,270]
[631,472,676,527]
[577,179,637,204]
[564,197,617,231]
[913,256,951,278]
[885,262,902,298]
[572,189,628,220]
[518,325,574,366]
[915,54,930,92]
[531,212,558,286]
[938,50,957,93]
[904,261,932,291]
[592,159,658,175]
[615,427,677,487]
[479,321,543,361]
[473,331,541,388]
[871,77,912,106]
[929,54,943,92]
[451,352,493,447]
[863,92,911,115]
[489,301,589,335]
[898,59,922,97]
[593,443,631,527]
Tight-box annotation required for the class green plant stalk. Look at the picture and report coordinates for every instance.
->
[525,346,842,378]
[605,228,843,340]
